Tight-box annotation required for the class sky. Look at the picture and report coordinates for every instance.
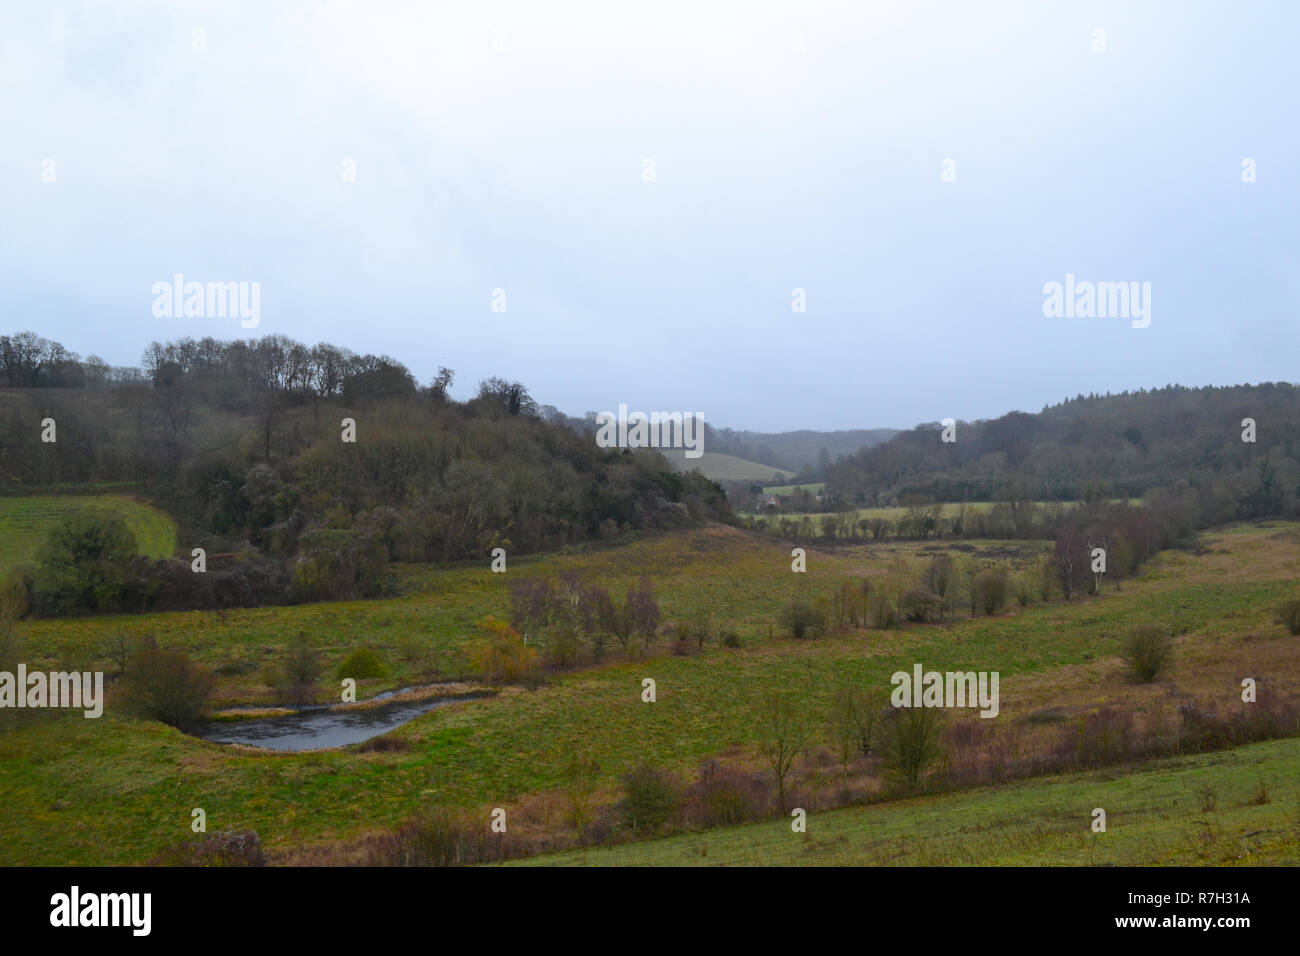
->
[1,0,1297,432]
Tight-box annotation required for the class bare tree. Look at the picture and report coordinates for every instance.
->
[758,693,806,813]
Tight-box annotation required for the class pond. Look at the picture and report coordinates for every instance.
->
[196,687,490,752]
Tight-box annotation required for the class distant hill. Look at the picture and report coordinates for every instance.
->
[828,383,1300,511]
[538,409,897,481]
[702,427,899,474]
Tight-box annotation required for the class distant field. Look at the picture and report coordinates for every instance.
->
[745,502,998,522]
[669,451,791,483]
[515,736,1300,866]
[0,495,177,575]
[762,482,825,496]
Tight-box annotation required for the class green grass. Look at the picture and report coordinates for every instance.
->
[763,482,825,496]
[513,737,1300,865]
[0,495,177,575]
[0,521,1295,865]
[666,451,791,483]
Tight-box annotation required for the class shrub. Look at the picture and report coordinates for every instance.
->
[868,595,896,629]
[687,607,714,650]
[1121,624,1174,683]
[469,617,539,683]
[828,680,877,764]
[289,528,387,602]
[120,646,215,730]
[149,830,266,867]
[376,805,466,866]
[1013,575,1033,607]
[279,631,323,705]
[1059,707,1136,767]
[881,706,946,793]
[687,759,762,828]
[336,647,388,680]
[102,633,137,673]
[33,512,140,614]
[214,658,251,677]
[779,598,827,639]
[1275,597,1300,635]
[921,554,955,598]
[617,762,682,832]
[973,569,1010,615]
[563,757,601,839]
[899,587,943,623]
[356,733,412,753]
[720,630,742,648]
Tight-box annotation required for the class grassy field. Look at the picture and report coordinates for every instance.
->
[666,450,791,483]
[762,482,825,496]
[1,521,1296,865]
[515,737,1300,865]
[0,495,177,575]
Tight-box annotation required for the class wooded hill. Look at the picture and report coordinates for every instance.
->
[827,383,1300,516]
[0,332,731,614]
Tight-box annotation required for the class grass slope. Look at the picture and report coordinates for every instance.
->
[666,451,791,483]
[0,495,177,575]
[515,737,1300,866]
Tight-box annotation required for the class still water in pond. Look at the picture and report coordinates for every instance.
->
[197,690,489,752]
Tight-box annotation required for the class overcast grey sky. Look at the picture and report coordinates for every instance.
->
[2,1,1296,431]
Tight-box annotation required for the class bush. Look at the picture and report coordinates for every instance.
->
[779,598,827,639]
[828,680,878,764]
[1013,575,1033,607]
[973,569,1010,615]
[289,528,387,602]
[279,631,323,705]
[686,759,762,828]
[720,630,742,648]
[868,595,896,629]
[120,645,216,730]
[881,706,946,793]
[899,587,943,623]
[1275,597,1300,635]
[469,617,539,683]
[150,831,266,867]
[921,554,955,598]
[377,806,465,866]
[335,647,388,680]
[1058,708,1136,767]
[33,512,140,614]
[617,762,682,832]
[1121,624,1174,683]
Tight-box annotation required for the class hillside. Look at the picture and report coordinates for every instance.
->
[664,450,792,483]
[0,496,177,576]
[516,736,1300,866]
[703,426,899,475]
[0,331,732,615]
[828,383,1300,513]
